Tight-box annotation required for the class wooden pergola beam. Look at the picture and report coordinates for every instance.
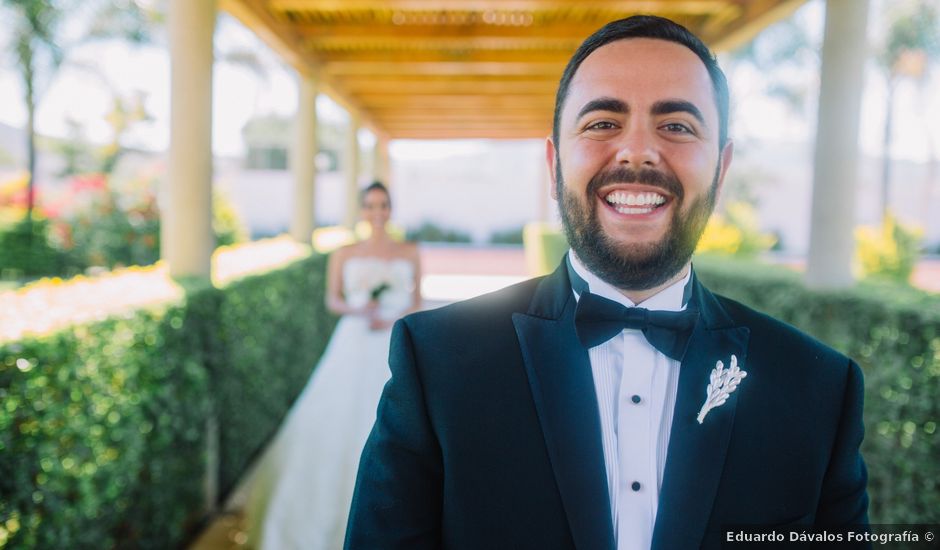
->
[294,22,600,41]
[374,110,550,121]
[389,129,548,139]
[270,0,729,13]
[322,61,566,76]
[340,77,559,95]
[356,94,555,109]
[386,123,551,132]
[308,49,576,64]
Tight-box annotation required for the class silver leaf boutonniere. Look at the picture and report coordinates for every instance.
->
[696,354,747,424]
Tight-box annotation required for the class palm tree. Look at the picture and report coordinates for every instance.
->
[877,0,940,220]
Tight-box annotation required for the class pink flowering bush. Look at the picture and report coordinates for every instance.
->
[1,169,247,279]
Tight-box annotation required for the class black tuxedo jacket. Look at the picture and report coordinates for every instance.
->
[346,261,869,549]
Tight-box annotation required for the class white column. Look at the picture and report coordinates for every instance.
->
[344,113,361,228]
[537,148,551,223]
[290,74,318,243]
[373,135,390,186]
[805,0,869,289]
[163,0,216,278]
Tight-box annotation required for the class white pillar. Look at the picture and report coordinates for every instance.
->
[373,136,390,186]
[537,148,551,223]
[805,0,869,289]
[344,113,361,229]
[290,74,318,243]
[164,0,216,279]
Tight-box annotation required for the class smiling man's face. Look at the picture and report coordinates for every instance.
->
[548,37,733,293]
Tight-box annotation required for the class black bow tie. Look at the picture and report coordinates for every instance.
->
[574,291,699,360]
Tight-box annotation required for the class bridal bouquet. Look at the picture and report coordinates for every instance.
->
[346,258,413,316]
[370,281,391,301]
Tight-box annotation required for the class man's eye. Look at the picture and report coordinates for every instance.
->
[585,121,617,131]
[662,122,693,134]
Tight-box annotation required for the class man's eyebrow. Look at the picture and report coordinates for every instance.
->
[576,97,628,120]
[651,100,706,126]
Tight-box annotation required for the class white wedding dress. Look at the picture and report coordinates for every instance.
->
[252,257,416,550]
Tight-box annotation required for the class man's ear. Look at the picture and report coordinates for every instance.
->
[546,137,559,201]
[714,139,734,200]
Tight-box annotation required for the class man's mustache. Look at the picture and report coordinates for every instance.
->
[586,167,684,200]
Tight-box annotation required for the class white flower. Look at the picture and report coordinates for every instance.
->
[696,354,747,425]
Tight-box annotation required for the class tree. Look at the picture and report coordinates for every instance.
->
[0,0,156,223]
[877,0,940,220]
[2,0,64,224]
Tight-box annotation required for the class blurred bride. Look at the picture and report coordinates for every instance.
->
[250,181,421,549]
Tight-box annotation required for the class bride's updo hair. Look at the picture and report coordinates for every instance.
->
[360,181,391,208]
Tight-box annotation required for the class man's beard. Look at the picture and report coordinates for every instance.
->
[557,160,719,291]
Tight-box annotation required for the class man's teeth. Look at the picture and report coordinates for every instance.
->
[604,191,666,211]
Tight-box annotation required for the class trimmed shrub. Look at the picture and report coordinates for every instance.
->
[212,255,337,497]
[0,303,211,548]
[855,212,923,284]
[0,218,68,278]
[694,255,940,524]
[696,201,776,257]
[0,253,336,548]
[405,222,472,243]
[489,227,525,245]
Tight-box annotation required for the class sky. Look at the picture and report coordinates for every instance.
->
[0,0,937,164]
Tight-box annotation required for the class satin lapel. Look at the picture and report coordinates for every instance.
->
[512,263,616,550]
[652,280,750,550]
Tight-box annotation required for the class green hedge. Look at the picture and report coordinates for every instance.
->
[694,254,940,524]
[0,253,335,548]
[0,303,211,548]
[213,255,337,497]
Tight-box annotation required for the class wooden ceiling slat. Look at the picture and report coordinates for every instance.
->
[366,103,554,112]
[322,61,566,77]
[295,22,600,41]
[378,118,551,127]
[270,0,730,14]
[310,49,576,64]
[342,79,558,95]
[386,124,550,132]
[392,131,547,139]
[374,110,550,119]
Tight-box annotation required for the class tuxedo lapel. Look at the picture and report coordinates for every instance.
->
[652,277,750,550]
[512,262,616,550]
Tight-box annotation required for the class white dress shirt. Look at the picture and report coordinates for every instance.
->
[568,252,691,550]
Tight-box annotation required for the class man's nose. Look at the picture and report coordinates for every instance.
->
[613,125,660,167]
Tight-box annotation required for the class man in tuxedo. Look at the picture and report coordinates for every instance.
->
[346,15,869,550]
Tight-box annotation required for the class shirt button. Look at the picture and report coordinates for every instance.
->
[631,481,642,492]
[631,395,642,404]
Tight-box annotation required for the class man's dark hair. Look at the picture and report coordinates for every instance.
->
[360,180,391,207]
[552,15,729,148]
